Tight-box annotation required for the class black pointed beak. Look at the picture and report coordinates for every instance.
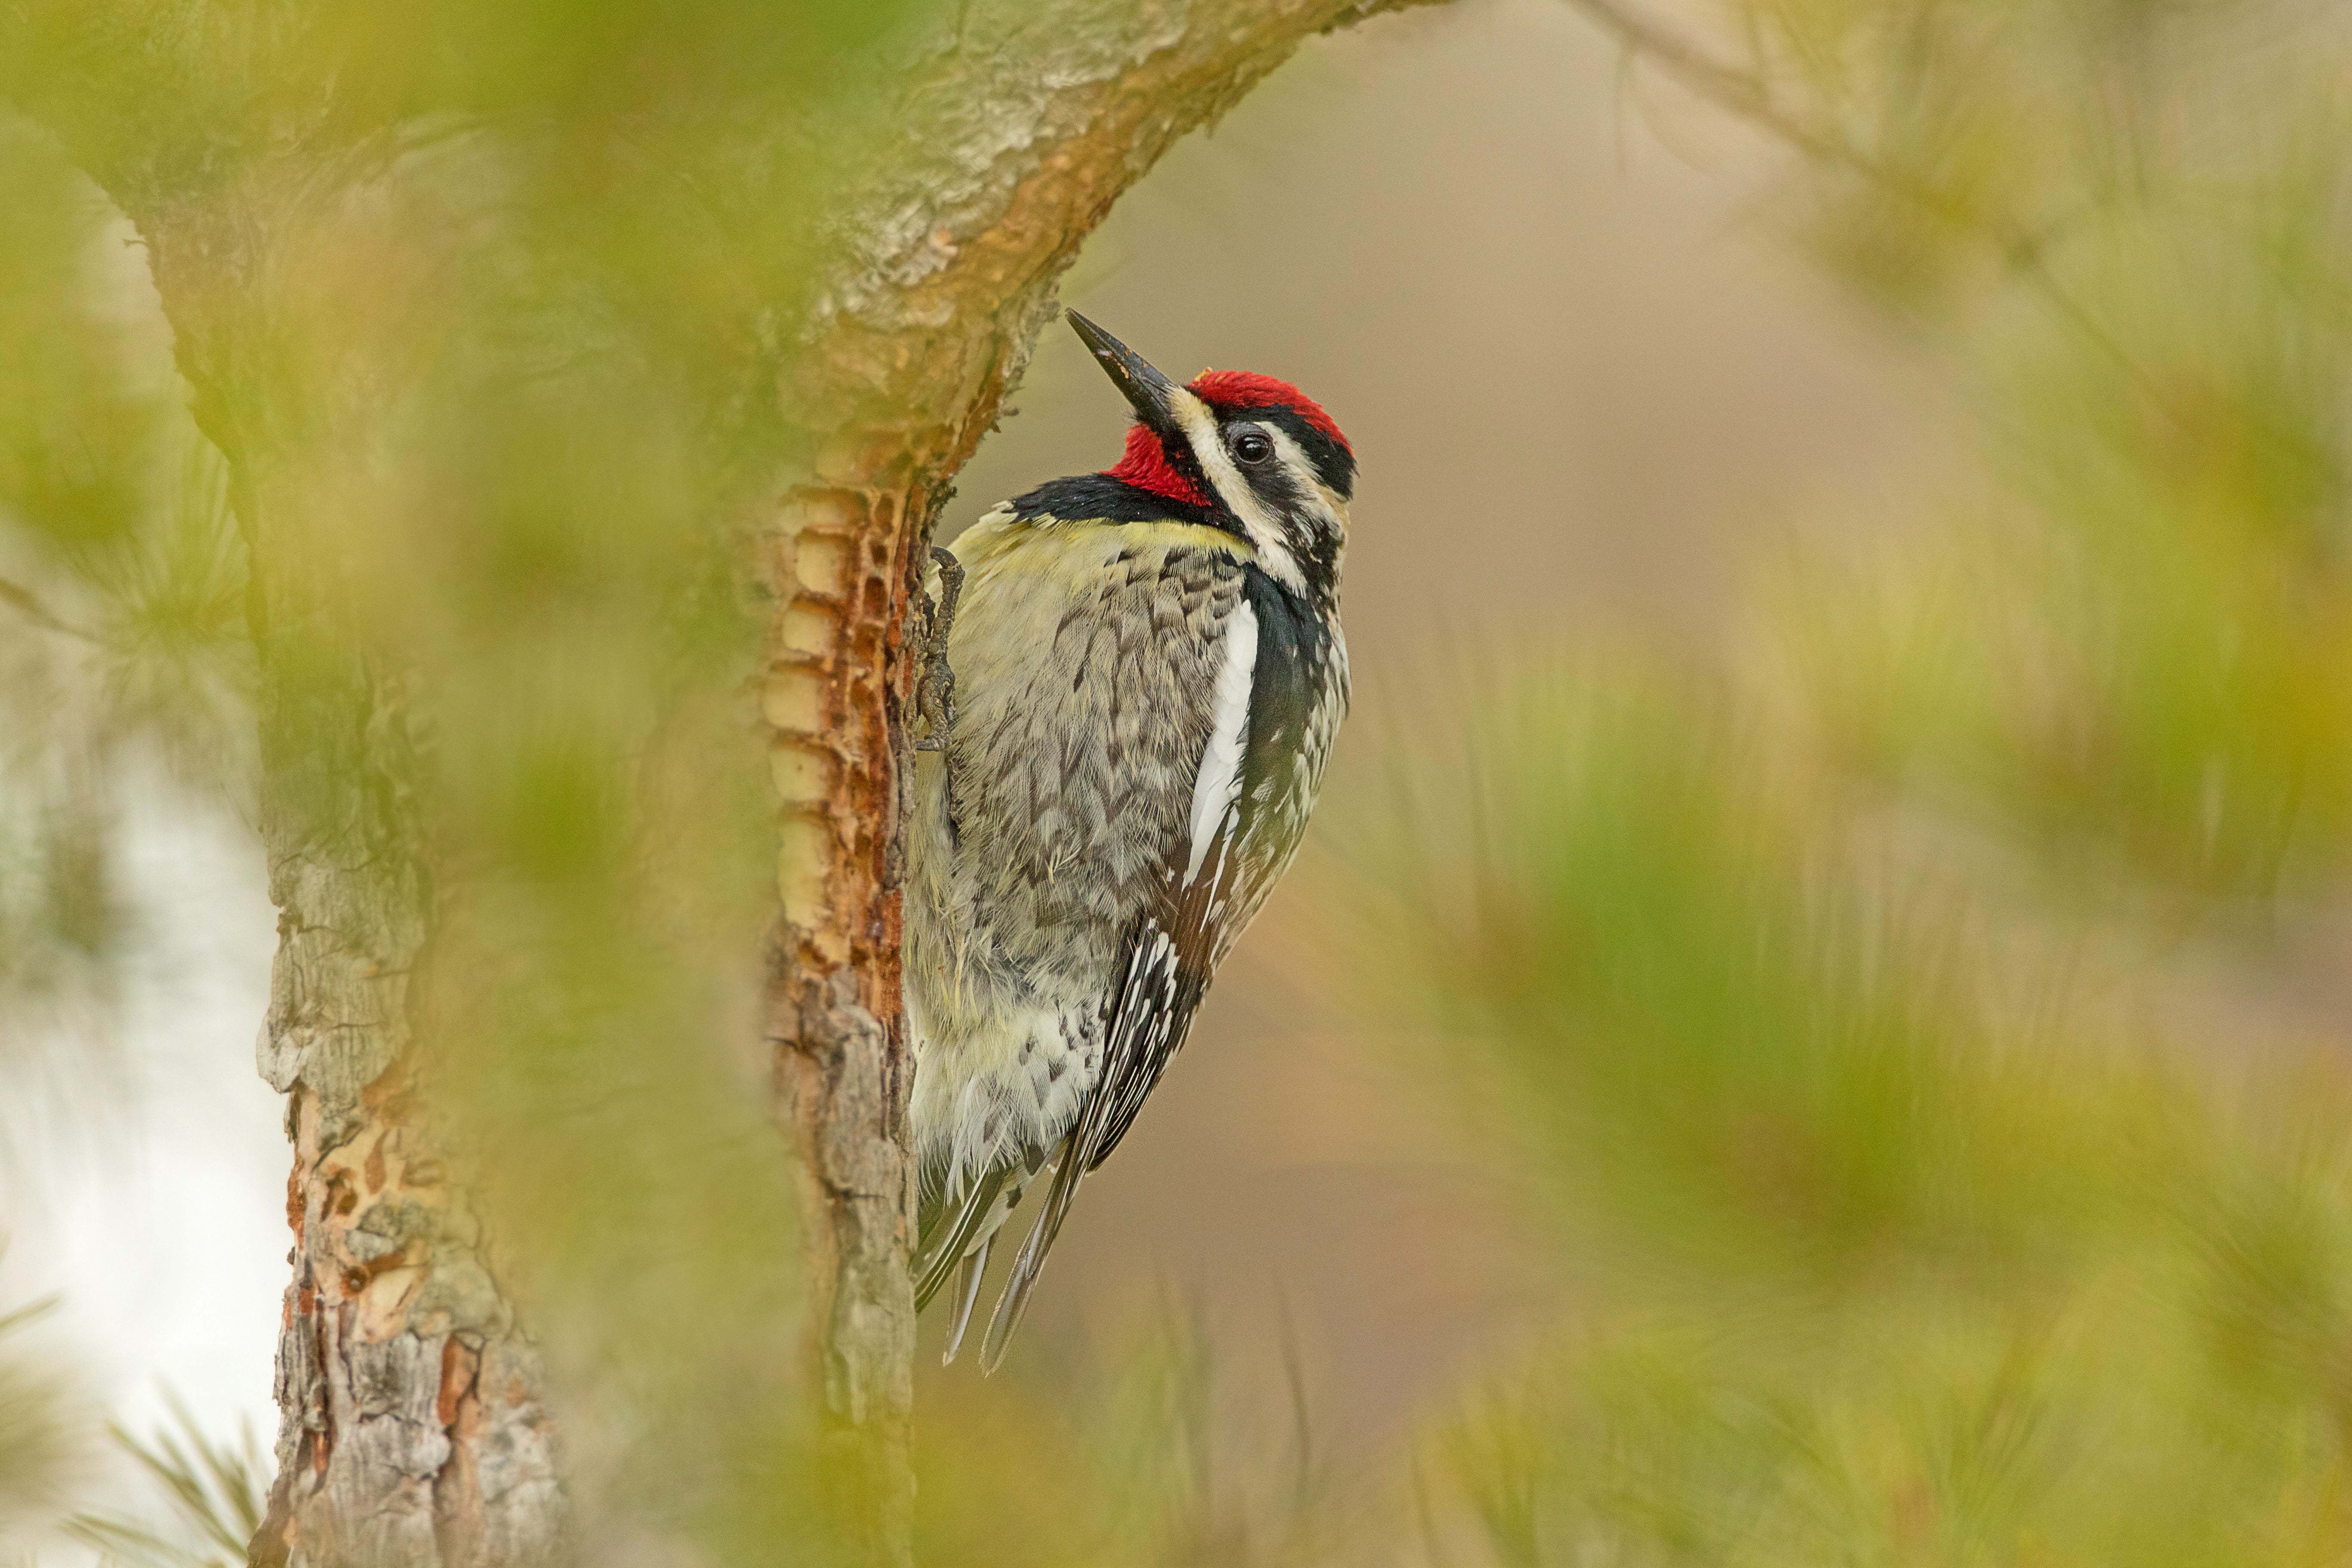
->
[1066,309,1186,439]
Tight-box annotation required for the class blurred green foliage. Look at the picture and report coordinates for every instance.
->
[0,1295,84,1544]
[1349,658,2352,1563]
[1326,0,2352,1561]
[1741,0,2352,911]
[914,1302,1366,1568]
[67,1395,266,1568]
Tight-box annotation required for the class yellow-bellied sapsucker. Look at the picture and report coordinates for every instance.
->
[906,310,1354,1371]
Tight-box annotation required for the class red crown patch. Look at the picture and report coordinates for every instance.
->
[1187,370,1350,452]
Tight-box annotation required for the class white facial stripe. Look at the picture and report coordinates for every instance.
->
[1184,600,1258,887]
[1262,425,1347,543]
[1170,389,1306,592]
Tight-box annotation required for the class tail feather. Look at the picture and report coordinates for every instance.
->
[978,1135,1087,1374]
[940,1236,992,1365]
[914,1163,1010,1310]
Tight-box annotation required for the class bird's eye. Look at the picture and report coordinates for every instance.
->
[1230,428,1273,465]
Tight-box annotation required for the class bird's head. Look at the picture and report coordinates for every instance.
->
[1068,309,1353,602]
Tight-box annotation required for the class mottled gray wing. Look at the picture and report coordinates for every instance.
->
[914,534,1248,1362]
[978,586,1329,1372]
[975,912,1221,1372]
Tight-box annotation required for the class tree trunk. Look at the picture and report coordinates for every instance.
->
[766,4,1438,1557]
[233,546,564,1564]
[9,0,1442,1559]
[143,198,569,1561]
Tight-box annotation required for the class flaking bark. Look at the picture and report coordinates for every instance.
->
[144,160,571,1567]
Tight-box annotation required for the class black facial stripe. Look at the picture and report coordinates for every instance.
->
[1237,432,1313,513]
[1158,424,1218,503]
[1250,407,1354,499]
[1008,472,1234,533]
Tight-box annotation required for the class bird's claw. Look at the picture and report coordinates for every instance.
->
[914,664,956,753]
[914,544,965,753]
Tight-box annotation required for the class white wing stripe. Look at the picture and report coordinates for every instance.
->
[1183,602,1257,886]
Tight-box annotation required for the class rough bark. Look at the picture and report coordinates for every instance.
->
[227,588,564,1565]
[165,230,564,1564]
[764,4,1438,1559]
[123,155,573,1565]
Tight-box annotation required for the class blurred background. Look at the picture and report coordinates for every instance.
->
[10,0,2352,1559]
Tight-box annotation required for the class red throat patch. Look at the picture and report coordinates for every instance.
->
[1102,422,1210,507]
[1187,370,1351,452]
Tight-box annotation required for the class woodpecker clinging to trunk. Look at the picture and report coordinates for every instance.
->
[905,309,1354,1372]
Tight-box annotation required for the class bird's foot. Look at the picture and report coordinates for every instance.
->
[914,544,965,753]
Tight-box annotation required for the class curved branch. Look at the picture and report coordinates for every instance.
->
[762,0,1445,1558]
